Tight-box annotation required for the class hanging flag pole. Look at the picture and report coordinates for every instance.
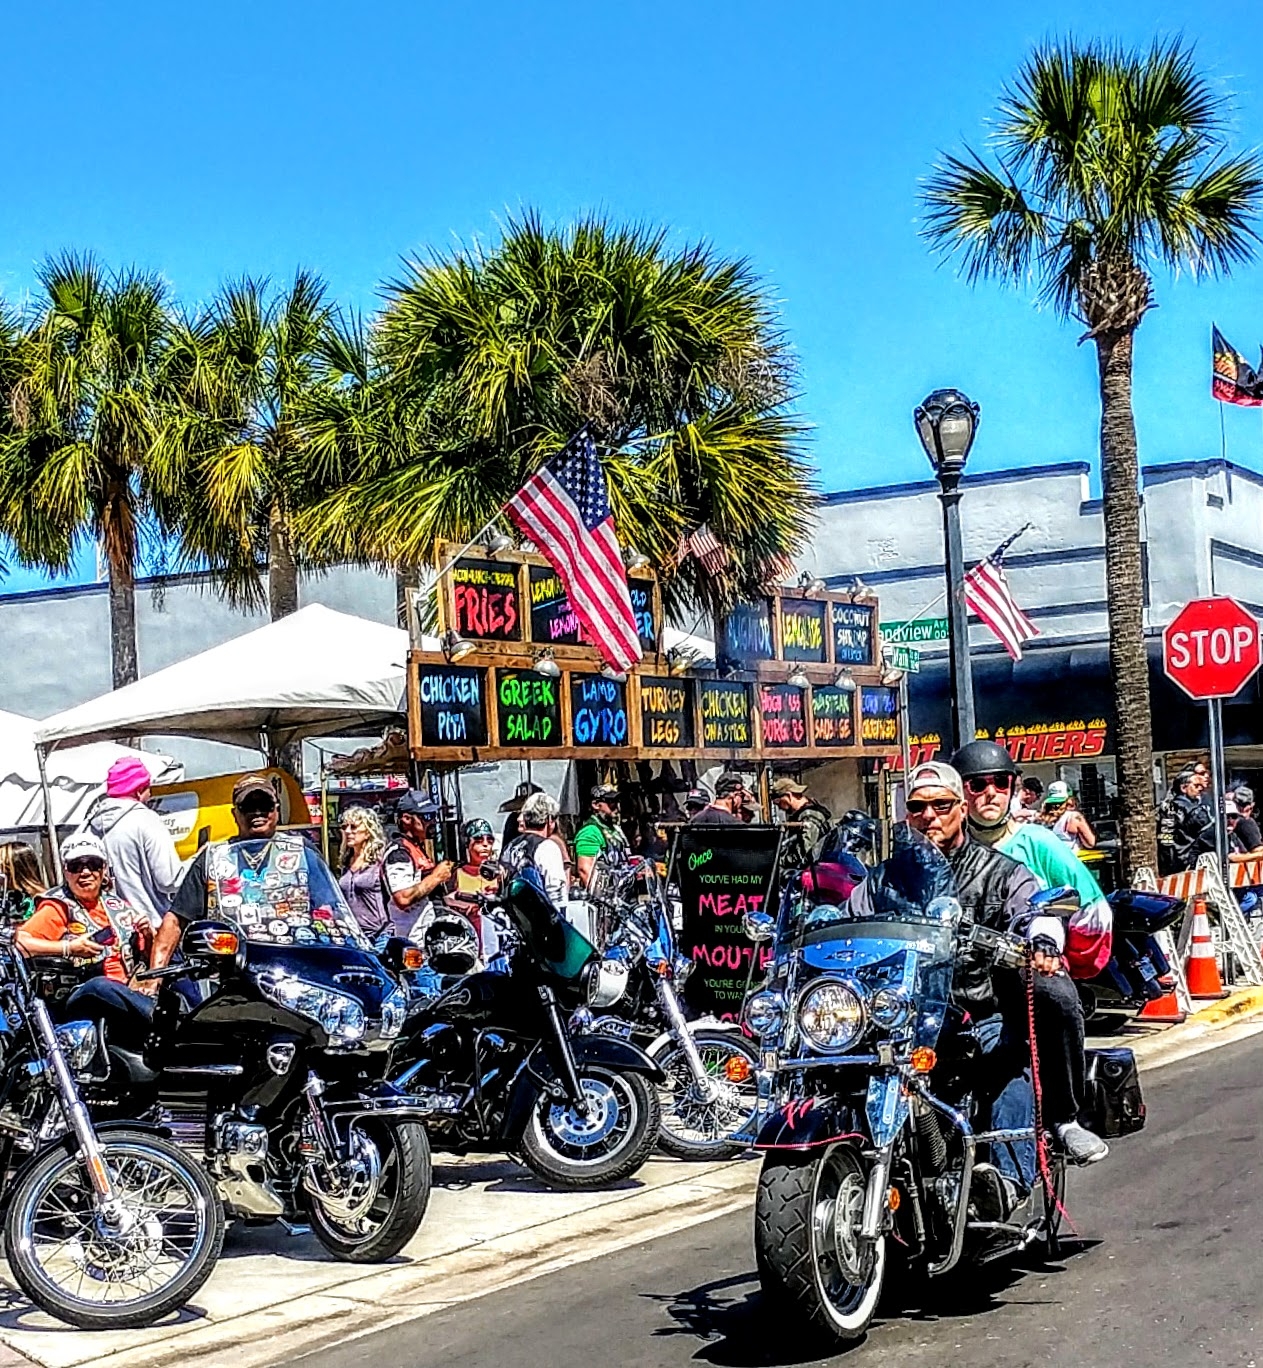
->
[964,523,1040,661]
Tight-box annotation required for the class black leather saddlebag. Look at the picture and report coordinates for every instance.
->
[1083,1046,1145,1137]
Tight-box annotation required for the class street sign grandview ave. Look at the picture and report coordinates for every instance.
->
[1163,597,1263,700]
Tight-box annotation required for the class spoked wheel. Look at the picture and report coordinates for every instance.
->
[652,1028,760,1160]
[520,1065,660,1190]
[755,1142,885,1346]
[306,1120,432,1263]
[5,1130,224,1330]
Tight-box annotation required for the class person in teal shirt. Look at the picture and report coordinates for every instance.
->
[949,743,1113,978]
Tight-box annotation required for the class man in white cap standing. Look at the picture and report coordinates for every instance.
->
[86,756,181,931]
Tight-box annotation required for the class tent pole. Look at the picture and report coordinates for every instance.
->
[36,745,62,883]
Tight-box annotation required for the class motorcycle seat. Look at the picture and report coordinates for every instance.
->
[108,1046,159,1087]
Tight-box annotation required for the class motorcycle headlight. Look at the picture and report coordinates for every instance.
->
[797,978,866,1053]
[380,987,407,1040]
[260,973,366,1046]
[55,1021,98,1076]
[743,989,786,1040]
[870,987,913,1030]
[585,955,629,1009]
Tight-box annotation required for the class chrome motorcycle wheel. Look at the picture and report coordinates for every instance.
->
[5,1131,224,1330]
[756,1142,885,1344]
[652,1028,760,1160]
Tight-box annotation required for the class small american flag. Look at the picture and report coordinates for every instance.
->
[506,431,642,671]
[965,551,1039,661]
[676,523,728,575]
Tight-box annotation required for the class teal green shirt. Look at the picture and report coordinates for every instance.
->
[998,823,1107,914]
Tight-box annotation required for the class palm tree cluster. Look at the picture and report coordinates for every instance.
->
[0,216,815,688]
[922,36,1263,877]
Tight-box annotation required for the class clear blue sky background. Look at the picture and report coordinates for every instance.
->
[5,0,1263,590]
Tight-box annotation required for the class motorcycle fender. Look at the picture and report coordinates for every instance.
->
[571,1033,666,1083]
[753,1096,866,1151]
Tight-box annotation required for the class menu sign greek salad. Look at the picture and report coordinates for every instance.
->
[494,670,562,747]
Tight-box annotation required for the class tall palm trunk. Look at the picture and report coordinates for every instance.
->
[1096,328,1157,876]
[107,552,139,690]
[268,495,300,620]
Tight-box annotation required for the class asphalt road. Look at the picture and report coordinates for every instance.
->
[293,1035,1263,1368]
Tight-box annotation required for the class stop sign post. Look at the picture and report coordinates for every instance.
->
[1163,597,1263,884]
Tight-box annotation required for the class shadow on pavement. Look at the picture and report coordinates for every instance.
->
[642,1239,1099,1366]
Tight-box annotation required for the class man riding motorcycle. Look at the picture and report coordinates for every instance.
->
[872,762,1106,1187]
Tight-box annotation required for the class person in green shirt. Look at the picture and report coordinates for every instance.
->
[949,742,1113,978]
[574,784,629,888]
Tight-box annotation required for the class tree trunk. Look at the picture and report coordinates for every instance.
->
[1096,328,1157,876]
[108,550,139,689]
[268,497,300,621]
[396,563,421,632]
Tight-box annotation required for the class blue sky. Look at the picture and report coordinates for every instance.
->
[5,1,1263,590]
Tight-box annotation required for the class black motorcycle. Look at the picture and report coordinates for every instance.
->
[0,926,224,1328]
[80,901,435,1264]
[391,867,665,1190]
[1076,887,1186,1023]
[588,856,759,1160]
[744,827,1141,1347]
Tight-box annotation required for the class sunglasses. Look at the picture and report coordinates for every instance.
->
[238,797,278,815]
[965,774,1015,794]
[905,798,960,816]
[66,857,105,875]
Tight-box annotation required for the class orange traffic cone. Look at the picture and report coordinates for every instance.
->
[1139,985,1187,1023]
[1185,897,1229,1000]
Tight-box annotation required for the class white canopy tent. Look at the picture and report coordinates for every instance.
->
[0,711,180,833]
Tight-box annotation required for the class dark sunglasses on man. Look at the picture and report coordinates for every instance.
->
[238,794,278,815]
[964,773,1015,795]
[905,797,960,816]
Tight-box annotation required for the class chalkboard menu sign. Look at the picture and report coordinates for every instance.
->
[529,566,585,647]
[629,581,657,650]
[640,676,695,749]
[832,601,875,665]
[416,664,489,748]
[569,673,631,748]
[758,684,807,748]
[451,559,521,641]
[779,597,827,663]
[700,680,753,749]
[861,686,899,746]
[675,826,782,1018]
[494,669,562,747]
[811,685,855,747]
[719,599,774,667]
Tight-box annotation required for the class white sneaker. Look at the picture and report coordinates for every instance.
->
[1055,1121,1109,1165]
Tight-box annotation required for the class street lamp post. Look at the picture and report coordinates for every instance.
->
[914,388,980,754]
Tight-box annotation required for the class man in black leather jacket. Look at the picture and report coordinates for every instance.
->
[900,761,1108,1171]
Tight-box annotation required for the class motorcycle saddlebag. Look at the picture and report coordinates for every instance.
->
[1083,1047,1145,1137]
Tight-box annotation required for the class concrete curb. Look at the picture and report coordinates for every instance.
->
[1129,985,1263,1071]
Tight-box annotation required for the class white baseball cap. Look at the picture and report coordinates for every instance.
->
[60,832,108,866]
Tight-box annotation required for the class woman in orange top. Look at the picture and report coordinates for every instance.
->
[18,832,156,1047]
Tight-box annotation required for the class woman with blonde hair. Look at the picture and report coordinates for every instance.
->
[0,842,46,922]
[338,806,392,948]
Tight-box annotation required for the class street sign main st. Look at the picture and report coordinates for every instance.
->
[1162,596,1262,700]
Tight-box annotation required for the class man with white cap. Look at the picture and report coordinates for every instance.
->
[86,756,181,931]
[17,832,157,1048]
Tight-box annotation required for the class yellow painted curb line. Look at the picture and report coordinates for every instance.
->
[1187,985,1263,1027]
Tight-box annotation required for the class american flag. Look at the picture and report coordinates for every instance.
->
[506,431,642,671]
[965,550,1039,661]
[676,523,728,575]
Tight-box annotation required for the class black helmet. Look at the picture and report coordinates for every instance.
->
[949,740,1018,780]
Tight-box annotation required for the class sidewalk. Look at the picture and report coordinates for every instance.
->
[3,986,1262,1368]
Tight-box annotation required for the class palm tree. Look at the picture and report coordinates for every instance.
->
[0,254,171,688]
[296,213,815,622]
[157,270,369,619]
[921,38,1263,876]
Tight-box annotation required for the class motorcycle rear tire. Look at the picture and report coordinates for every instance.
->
[5,1129,225,1330]
[652,1028,760,1161]
[306,1120,432,1263]
[755,1143,885,1347]
[520,1065,660,1190]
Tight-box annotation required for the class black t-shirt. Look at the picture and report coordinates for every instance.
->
[689,805,742,825]
[171,845,214,924]
[1233,815,1263,854]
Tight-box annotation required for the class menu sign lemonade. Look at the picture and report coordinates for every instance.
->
[529,566,585,646]
[779,597,827,663]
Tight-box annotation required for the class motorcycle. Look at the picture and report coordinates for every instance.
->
[0,925,224,1328]
[391,866,666,1190]
[743,826,1127,1347]
[1075,887,1186,1023]
[588,856,760,1160]
[77,889,435,1264]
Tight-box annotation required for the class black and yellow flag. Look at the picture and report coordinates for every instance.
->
[1212,325,1263,406]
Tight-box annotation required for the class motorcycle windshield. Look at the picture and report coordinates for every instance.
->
[794,825,959,1051]
[504,867,597,984]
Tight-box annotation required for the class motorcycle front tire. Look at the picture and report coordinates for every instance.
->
[306,1119,432,1263]
[5,1129,225,1330]
[652,1027,760,1161]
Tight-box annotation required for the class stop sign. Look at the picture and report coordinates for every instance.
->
[1163,597,1263,699]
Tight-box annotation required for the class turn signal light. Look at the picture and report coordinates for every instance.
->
[909,1047,937,1074]
[887,1186,901,1211]
[401,947,425,971]
[724,1055,753,1084]
[205,931,239,956]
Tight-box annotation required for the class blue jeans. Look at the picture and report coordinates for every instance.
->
[973,1012,1036,1187]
